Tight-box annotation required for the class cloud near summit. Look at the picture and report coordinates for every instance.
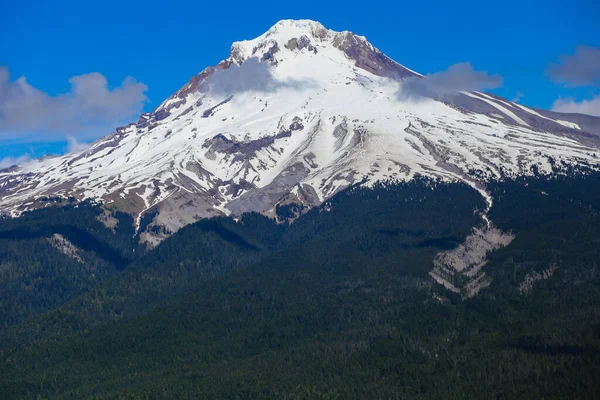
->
[206,58,316,95]
[551,95,600,117]
[398,62,503,99]
[0,66,149,139]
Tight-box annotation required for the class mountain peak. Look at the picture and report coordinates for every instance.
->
[2,20,598,245]
[227,19,416,80]
[266,19,328,35]
[228,19,335,64]
[161,19,419,124]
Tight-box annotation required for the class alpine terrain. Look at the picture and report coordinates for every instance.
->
[2,19,600,400]
[1,20,599,246]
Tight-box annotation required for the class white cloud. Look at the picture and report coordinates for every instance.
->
[67,136,90,153]
[0,66,148,139]
[398,62,503,99]
[547,45,600,87]
[0,154,30,169]
[551,94,600,117]
[207,58,315,95]
[512,91,524,103]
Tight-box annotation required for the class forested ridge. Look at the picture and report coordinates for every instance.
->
[0,174,599,399]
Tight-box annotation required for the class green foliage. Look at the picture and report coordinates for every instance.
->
[0,203,141,329]
[0,176,599,399]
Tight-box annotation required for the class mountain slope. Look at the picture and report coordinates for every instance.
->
[2,173,600,399]
[1,19,599,244]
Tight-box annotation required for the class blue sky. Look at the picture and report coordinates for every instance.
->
[1,0,599,163]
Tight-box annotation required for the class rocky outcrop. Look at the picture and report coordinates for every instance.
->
[47,233,83,263]
[430,227,515,298]
[519,264,559,295]
[332,31,416,80]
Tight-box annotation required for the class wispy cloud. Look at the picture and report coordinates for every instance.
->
[66,136,91,153]
[512,91,524,103]
[546,45,600,86]
[551,94,600,117]
[398,62,503,99]
[547,45,600,117]
[0,154,30,169]
[206,58,315,95]
[0,66,149,139]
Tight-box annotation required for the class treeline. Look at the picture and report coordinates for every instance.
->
[0,175,599,399]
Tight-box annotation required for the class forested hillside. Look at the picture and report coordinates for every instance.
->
[1,174,599,399]
[0,202,140,330]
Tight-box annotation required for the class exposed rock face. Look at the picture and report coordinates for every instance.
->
[430,227,515,298]
[47,233,83,263]
[519,264,559,295]
[227,162,311,215]
[286,35,317,54]
[331,31,416,79]
[1,19,599,246]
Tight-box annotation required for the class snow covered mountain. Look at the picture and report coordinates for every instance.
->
[1,19,599,244]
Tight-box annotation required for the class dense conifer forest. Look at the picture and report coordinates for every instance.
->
[0,173,599,399]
